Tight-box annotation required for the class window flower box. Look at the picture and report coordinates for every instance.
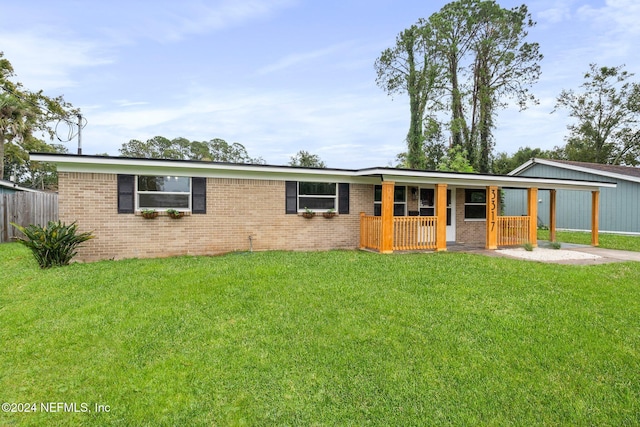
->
[166,209,185,219]
[323,209,336,219]
[141,209,158,219]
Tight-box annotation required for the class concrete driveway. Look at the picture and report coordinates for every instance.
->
[561,246,640,264]
[491,241,640,265]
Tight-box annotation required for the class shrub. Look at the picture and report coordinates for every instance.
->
[523,242,534,252]
[11,221,94,268]
[549,241,562,250]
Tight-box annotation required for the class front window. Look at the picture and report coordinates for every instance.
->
[298,182,337,211]
[137,175,191,210]
[419,188,435,216]
[464,188,486,220]
[374,185,407,216]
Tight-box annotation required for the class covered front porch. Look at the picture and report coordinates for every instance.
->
[358,174,612,254]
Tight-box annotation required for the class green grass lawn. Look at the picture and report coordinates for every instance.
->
[539,229,640,252]
[1,244,639,426]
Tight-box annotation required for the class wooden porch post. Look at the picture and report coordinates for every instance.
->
[486,186,498,249]
[380,181,395,254]
[591,190,600,246]
[549,189,557,242]
[527,187,538,247]
[435,183,447,251]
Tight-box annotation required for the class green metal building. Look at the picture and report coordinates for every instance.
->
[504,159,640,235]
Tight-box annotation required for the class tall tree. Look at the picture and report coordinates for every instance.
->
[375,24,444,169]
[467,2,542,172]
[554,64,640,165]
[427,0,477,151]
[119,136,265,164]
[0,52,76,180]
[375,0,542,173]
[289,150,326,168]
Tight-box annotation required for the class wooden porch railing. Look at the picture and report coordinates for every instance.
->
[360,215,382,251]
[497,216,530,246]
[393,216,437,250]
[360,215,437,251]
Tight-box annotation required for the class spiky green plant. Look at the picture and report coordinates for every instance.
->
[11,221,94,268]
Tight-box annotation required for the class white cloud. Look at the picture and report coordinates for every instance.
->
[80,85,406,168]
[107,0,298,43]
[256,41,356,75]
[0,30,113,91]
[114,100,151,107]
[537,1,574,24]
[576,0,640,61]
[578,0,640,33]
[0,0,298,90]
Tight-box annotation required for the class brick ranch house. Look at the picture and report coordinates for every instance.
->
[31,153,615,263]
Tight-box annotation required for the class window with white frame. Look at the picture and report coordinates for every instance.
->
[298,182,337,211]
[137,175,191,210]
[374,185,407,216]
[464,188,486,220]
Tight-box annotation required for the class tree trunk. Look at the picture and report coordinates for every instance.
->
[477,53,493,173]
[449,57,463,148]
[405,41,426,170]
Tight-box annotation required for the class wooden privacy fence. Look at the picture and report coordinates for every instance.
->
[360,215,437,251]
[0,192,58,243]
[497,216,529,247]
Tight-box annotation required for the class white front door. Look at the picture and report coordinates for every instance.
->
[420,187,456,242]
[446,188,456,242]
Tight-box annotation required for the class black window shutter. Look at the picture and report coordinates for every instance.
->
[117,174,135,213]
[192,177,207,214]
[338,183,350,214]
[285,181,297,214]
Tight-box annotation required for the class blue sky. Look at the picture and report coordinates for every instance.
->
[1,0,639,168]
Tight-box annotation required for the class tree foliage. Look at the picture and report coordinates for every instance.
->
[554,64,640,165]
[288,150,327,168]
[0,52,77,181]
[4,138,68,189]
[119,136,265,164]
[375,24,443,170]
[436,145,475,172]
[375,0,542,172]
[395,117,448,170]
[492,146,556,175]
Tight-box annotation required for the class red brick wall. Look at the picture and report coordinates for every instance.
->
[59,172,374,262]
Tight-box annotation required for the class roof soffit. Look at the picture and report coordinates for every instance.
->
[30,154,615,191]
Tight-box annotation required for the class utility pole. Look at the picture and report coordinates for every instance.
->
[77,113,82,155]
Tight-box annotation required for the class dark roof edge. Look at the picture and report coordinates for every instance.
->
[509,158,640,183]
[28,152,361,173]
